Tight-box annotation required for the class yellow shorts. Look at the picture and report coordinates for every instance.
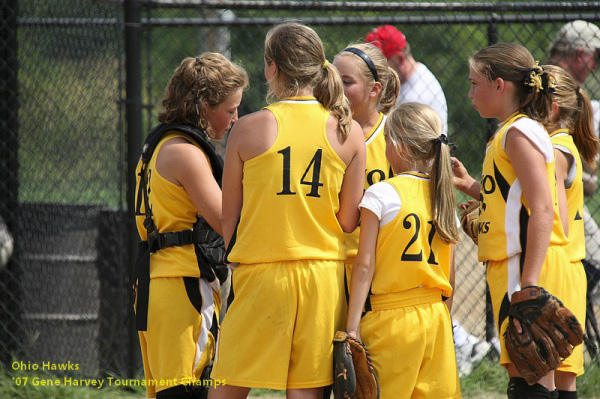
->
[138,277,220,397]
[360,288,461,399]
[487,246,585,375]
[555,261,586,375]
[211,259,344,390]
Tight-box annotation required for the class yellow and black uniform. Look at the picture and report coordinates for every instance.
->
[359,172,461,399]
[550,130,585,262]
[345,112,391,259]
[480,113,570,367]
[344,113,391,302]
[135,132,220,398]
[212,97,347,389]
[550,129,587,376]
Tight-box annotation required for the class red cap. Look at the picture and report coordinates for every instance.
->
[365,25,407,59]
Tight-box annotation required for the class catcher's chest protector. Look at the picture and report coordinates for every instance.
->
[133,123,224,331]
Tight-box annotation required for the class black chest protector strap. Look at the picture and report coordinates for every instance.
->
[133,123,225,332]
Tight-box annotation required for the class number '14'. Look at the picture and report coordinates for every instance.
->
[277,146,324,198]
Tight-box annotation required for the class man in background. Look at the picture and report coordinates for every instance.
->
[365,25,448,135]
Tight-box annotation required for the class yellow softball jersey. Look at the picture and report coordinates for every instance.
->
[369,172,453,298]
[345,112,392,258]
[478,113,568,262]
[228,97,347,264]
[550,129,585,262]
[135,132,207,278]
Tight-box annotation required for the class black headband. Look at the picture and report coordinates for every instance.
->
[342,47,379,82]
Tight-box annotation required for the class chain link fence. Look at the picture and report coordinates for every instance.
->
[1,0,600,381]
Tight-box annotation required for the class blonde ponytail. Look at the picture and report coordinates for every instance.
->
[385,103,459,244]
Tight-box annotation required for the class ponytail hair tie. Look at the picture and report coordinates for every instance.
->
[436,134,448,146]
[541,72,556,94]
[322,60,329,69]
[517,60,543,93]
[195,57,202,66]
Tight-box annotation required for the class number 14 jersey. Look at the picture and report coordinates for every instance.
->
[227,97,347,264]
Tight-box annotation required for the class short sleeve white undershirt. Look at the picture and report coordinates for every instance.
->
[503,118,554,163]
[554,145,576,189]
[359,182,401,227]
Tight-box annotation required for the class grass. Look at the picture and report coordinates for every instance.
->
[460,358,600,399]
[2,360,599,398]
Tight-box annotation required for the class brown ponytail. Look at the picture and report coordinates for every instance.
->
[543,64,599,167]
[264,22,352,139]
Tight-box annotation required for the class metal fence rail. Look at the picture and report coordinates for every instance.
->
[1,0,599,380]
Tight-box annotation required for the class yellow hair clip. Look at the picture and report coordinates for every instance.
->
[519,61,543,93]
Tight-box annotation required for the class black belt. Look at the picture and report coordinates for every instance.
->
[134,229,194,331]
[156,230,194,249]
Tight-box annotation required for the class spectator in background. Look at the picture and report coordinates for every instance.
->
[548,20,600,306]
[365,25,448,135]
[0,215,13,271]
[365,24,488,376]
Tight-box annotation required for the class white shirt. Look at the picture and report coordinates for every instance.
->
[359,181,401,227]
[503,118,555,163]
[397,62,448,135]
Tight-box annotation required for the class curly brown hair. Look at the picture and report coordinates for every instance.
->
[158,52,248,138]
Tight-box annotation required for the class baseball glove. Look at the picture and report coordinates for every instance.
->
[459,201,479,245]
[505,286,584,385]
[333,331,379,399]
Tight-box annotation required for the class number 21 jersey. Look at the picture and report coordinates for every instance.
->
[228,97,347,264]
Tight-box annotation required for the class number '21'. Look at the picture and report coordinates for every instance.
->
[277,146,324,198]
[401,213,438,265]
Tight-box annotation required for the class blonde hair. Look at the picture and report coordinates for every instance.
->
[385,103,459,244]
[335,42,400,114]
[469,43,553,125]
[264,22,353,139]
[543,65,599,168]
[158,52,248,138]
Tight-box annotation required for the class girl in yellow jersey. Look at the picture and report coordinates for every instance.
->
[543,65,599,399]
[347,103,461,399]
[134,53,247,399]
[209,23,366,399]
[333,42,400,195]
[453,43,570,399]
[332,42,400,303]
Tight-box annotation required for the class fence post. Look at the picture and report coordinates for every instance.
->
[0,0,21,366]
[484,15,499,344]
[124,0,143,378]
[97,209,130,377]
